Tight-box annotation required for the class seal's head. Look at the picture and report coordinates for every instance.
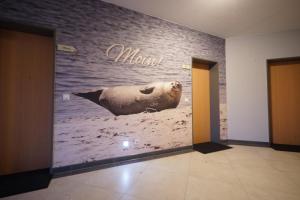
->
[166,81,182,98]
[170,81,182,92]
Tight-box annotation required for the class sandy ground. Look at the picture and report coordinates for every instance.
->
[53,106,192,167]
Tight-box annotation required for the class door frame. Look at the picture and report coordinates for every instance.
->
[191,57,219,145]
[0,19,56,173]
[266,56,300,146]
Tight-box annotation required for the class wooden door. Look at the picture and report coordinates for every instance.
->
[192,63,211,144]
[0,29,54,175]
[269,61,300,145]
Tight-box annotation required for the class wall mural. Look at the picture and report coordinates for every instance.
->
[74,81,182,115]
[0,0,226,168]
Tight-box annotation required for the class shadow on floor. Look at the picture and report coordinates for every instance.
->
[0,168,52,198]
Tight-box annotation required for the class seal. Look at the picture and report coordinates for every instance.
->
[74,81,182,115]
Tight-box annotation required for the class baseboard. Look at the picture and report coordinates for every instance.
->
[221,139,270,147]
[51,145,193,178]
[271,144,300,152]
[222,140,299,152]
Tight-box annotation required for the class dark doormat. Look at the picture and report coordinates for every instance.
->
[0,168,52,198]
[271,144,300,152]
[193,142,232,154]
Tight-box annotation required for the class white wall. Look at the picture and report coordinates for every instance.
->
[226,30,300,142]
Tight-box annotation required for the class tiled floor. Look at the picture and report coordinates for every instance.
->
[3,145,300,200]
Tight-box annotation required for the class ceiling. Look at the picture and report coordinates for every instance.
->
[102,0,300,38]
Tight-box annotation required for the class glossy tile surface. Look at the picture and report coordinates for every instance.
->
[3,145,300,200]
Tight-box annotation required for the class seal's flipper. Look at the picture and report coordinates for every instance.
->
[139,86,155,94]
[73,90,103,105]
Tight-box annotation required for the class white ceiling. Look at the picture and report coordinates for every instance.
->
[102,0,300,38]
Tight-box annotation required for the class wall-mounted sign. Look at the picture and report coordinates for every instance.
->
[182,64,191,70]
[57,44,76,53]
[106,44,163,67]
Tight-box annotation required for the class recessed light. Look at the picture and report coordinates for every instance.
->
[123,141,129,148]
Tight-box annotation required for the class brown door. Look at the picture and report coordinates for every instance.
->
[192,63,211,144]
[269,61,300,145]
[0,29,54,175]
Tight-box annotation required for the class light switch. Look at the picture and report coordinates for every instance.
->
[62,93,70,101]
[182,64,191,70]
[57,44,76,53]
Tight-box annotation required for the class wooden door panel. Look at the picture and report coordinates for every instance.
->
[192,63,211,144]
[270,62,300,145]
[0,29,54,175]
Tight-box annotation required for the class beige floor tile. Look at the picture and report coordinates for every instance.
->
[272,190,300,200]
[256,148,300,161]
[189,160,239,185]
[202,151,232,165]
[246,184,300,200]
[44,180,80,199]
[224,149,261,162]
[172,152,193,160]
[3,146,300,200]
[67,184,122,200]
[268,159,300,173]
[244,185,275,200]
[189,152,205,163]
[120,194,148,200]
[83,164,143,193]
[125,167,188,200]
[185,176,249,200]
[235,166,300,196]
[125,181,168,200]
[50,172,93,186]
[144,155,190,175]
[284,171,300,187]
[230,156,274,170]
